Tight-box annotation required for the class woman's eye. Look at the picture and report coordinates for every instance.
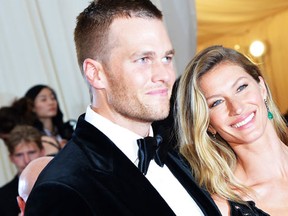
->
[237,84,248,92]
[211,99,223,108]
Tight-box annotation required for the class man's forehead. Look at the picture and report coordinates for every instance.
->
[14,141,40,152]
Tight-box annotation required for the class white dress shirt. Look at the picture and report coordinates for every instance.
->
[85,106,204,216]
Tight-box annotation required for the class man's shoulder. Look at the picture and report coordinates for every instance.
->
[31,115,119,187]
[37,143,88,179]
[0,175,19,214]
[33,135,109,186]
[0,175,18,193]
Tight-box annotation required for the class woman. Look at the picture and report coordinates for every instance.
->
[176,45,288,215]
[24,84,73,155]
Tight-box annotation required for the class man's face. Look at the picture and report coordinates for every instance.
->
[102,18,176,126]
[10,141,44,174]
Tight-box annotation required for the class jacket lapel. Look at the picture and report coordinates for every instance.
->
[74,115,176,215]
[166,150,221,216]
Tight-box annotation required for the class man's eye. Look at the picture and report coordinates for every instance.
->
[28,151,37,155]
[237,84,248,92]
[137,57,149,63]
[162,56,172,64]
[14,154,22,158]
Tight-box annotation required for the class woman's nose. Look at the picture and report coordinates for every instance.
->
[227,99,243,116]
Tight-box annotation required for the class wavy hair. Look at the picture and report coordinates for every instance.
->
[176,45,288,202]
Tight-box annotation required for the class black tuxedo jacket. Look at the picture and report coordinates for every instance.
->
[0,175,20,216]
[25,115,220,216]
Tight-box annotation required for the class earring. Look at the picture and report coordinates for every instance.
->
[264,99,273,120]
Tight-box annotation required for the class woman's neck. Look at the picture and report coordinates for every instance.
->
[40,118,54,134]
[234,135,288,185]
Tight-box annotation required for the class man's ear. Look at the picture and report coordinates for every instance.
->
[83,58,106,89]
[17,196,25,215]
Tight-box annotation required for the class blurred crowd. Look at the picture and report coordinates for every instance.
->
[0,84,76,215]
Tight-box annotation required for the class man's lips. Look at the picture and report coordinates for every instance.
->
[147,88,169,96]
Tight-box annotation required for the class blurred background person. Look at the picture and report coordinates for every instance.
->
[24,84,75,155]
[0,98,33,144]
[0,86,75,156]
[17,156,53,216]
[0,106,22,144]
[0,125,45,216]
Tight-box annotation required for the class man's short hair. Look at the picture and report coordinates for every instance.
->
[6,125,43,154]
[74,0,163,72]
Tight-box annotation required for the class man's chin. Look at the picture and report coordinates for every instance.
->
[154,110,170,121]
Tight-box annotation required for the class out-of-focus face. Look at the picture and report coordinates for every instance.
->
[10,141,44,174]
[0,132,9,143]
[102,18,176,124]
[33,88,58,120]
[199,62,267,146]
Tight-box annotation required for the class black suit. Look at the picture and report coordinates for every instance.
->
[25,115,220,215]
[0,175,20,216]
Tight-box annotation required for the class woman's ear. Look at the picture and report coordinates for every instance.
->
[208,125,217,135]
[83,58,106,89]
[258,76,267,99]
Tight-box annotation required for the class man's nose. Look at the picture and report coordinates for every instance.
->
[23,154,32,165]
[151,61,175,83]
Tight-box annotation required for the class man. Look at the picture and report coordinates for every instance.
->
[25,1,221,215]
[17,156,53,216]
[0,125,45,216]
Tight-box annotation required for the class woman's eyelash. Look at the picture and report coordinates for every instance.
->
[211,99,223,108]
[209,84,248,108]
[237,84,248,92]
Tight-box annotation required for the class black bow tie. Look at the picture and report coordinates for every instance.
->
[137,135,166,175]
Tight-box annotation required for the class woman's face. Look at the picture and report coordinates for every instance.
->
[199,62,267,146]
[33,88,58,119]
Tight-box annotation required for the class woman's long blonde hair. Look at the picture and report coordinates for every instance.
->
[176,45,288,202]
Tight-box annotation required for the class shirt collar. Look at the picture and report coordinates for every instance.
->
[84,105,153,165]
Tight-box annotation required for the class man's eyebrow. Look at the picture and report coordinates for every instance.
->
[130,49,175,59]
[130,51,155,58]
[165,49,175,56]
